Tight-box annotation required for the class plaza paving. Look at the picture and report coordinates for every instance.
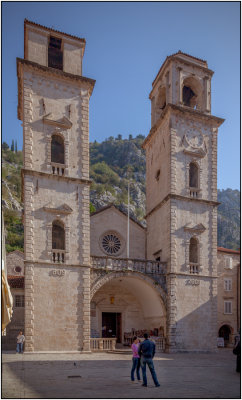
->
[2,348,240,399]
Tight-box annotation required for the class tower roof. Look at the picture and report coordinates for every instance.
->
[24,19,86,45]
[151,51,212,92]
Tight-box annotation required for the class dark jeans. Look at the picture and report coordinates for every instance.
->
[131,357,141,381]
[141,356,159,386]
[16,343,23,353]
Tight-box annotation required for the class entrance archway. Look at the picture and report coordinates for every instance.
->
[90,273,166,345]
[219,325,232,347]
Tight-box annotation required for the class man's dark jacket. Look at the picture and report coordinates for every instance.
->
[138,339,156,358]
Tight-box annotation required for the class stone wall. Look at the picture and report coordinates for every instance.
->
[24,263,90,352]
[6,251,24,276]
[90,206,146,259]
[217,250,240,343]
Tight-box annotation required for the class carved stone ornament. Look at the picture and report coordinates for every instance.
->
[43,113,72,129]
[184,223,206,233]
[43,202,73,214]
[182,130,207,158]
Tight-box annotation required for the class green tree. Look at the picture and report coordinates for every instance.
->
[15,140,18,152]
[11,140,14,152]
[2,142,9,150]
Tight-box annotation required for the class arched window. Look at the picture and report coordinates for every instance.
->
[51,135,65,164]
[52,220,65,250]
[182,77,202,110]
[156,87,166,111]
[189,162,199,188]
[189,237,199,274]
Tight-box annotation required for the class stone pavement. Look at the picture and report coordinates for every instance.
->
[2,348,240,399]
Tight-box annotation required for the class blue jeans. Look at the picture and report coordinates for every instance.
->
[141,356,159,386]
[16,343,23,353]
[131,357,141,381]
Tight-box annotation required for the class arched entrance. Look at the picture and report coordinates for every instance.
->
[219,325,232,347]
[90,273,166,346]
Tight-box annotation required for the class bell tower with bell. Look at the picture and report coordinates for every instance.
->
[143,51,224,352]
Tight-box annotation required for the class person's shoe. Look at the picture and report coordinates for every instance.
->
[155,384,160,387]
[142,384,147,387]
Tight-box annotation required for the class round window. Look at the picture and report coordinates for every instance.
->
[14,266,22,273]
[100,232,123,256]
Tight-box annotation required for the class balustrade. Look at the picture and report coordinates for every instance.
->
[51,162,65,176]
[91,255,166,275]
[90,338,116,352]
[189,263,199,274]
[189,188,200,198]
[52,250,65,263]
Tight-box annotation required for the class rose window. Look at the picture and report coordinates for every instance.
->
[102,234,121,255]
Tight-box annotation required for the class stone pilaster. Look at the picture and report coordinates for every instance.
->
[24,263,34,352]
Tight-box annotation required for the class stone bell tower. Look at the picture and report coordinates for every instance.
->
[143,51,224,352]
[17,20,95,352]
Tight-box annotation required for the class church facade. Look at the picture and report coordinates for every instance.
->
[18,20,226,353]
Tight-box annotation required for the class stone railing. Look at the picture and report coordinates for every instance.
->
[52,250,65,263]
[189,263,199,274]
[51,162,65,176]
[91,256,167,275]
[90,338,117,352]
[189,188,200,198]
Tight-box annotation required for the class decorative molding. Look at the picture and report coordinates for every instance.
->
[184,223,206,233]
[182,133,207,158]
[43,203,73,215]
[43,113,72,129]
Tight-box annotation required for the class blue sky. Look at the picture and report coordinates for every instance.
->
[2,2,240,190]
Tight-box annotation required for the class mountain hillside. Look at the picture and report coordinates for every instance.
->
[2,137,240,252]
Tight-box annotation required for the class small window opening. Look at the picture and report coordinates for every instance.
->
[183,86,197,107]
[155,169,160,181]
[51,135,65,164]
[155,257,161,261]
[156,87,166,112]
[189,162,198,188]
[15,295,25,308]
[48,36,63,70]
[52,221,65,250]
[14,266,22,273]
[189,237,198,264]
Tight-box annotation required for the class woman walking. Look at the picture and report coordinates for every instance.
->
[131,336,141,381]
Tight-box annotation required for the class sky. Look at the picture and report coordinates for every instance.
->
[2,1,240,190]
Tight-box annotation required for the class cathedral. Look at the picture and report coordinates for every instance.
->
[17,20,228,353]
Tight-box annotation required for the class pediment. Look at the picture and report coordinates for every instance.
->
[184,223,206,233]
[43,203,73,214]
[43,113,72,129]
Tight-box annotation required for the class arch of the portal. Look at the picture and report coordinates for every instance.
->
[90,270,167,311]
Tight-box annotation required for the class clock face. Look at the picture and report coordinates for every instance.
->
[185,128,203,148]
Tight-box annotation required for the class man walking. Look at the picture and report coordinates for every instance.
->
[138,332,160,387]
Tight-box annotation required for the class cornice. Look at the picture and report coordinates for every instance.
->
[21,168,92,185]
[142,103,225,149]
[166,272,218,279]
[24,260,91,268]
[145,193,219,219]
[43,114,72,129]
